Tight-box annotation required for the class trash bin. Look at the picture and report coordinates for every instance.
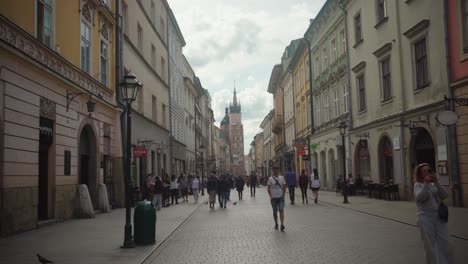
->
[133,200,156,245]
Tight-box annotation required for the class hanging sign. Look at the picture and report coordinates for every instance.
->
[297,149,306,156]
[133,146,147,157]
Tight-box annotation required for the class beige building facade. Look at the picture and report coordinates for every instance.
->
[306,0,349,189]
[344,0,452,200]
[0,0,120,235]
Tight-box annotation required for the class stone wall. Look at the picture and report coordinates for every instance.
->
[55,185,76,221]
[1,187,37,236]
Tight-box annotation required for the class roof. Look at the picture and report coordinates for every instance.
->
[267,65,283,94]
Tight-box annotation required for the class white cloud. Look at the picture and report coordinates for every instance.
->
[170,0,326,154]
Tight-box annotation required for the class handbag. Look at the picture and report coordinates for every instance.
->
[430,188,448,222]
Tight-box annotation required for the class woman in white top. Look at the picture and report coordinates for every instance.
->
[170,175,179,205]
[310,168,321,204]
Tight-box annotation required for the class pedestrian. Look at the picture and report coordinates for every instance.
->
[207,172,218,209]
[310,168,321,204]
[298,169,308,204]
[145,173,156,201]
[170,175,179,205]
[178,174,189,202]
[219,175,229,208]
[413,163,453,264]
[191,176,200,203]
[267,165,286,231]
[162,175,170,207]
[250,171,257,198]
[236,176,245,200]
[153,176,163,210]
[285,167,297,205]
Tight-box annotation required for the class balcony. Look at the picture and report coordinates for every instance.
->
[272,114,283,134]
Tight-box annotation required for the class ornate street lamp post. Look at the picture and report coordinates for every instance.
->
[199,144,205,195]
[120,72,142,248]
[338,121,349,204]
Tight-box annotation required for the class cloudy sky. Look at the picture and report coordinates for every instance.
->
[170,0,326,155]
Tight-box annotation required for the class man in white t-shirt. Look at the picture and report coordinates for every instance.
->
[267,165,287,231]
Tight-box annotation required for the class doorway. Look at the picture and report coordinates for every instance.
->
[38,117,53,220]
[79,125,97,209]
[412,128,435,170]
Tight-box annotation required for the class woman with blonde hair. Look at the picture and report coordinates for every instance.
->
[413,163,453,264]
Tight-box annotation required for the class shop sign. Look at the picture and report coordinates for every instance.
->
[294,138,306,149]
[302,155,310,160]
[297,149,306,156]
[311,144,317,150]
[133,146,147,157]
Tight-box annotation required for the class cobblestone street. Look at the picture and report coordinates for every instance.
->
[144,188,468,264]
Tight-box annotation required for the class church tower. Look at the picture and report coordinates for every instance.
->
[228,88,245,175]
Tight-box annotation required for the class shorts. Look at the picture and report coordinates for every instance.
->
[311,187,320,191]
[270,198,285,212]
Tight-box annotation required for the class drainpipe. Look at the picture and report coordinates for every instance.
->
[339,1,354,178]
[303,38,314,174]
[443,0,462,207]
[395,1,409,197]
[167,15,173,179]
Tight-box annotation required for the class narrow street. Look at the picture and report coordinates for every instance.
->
[143,189,468,264]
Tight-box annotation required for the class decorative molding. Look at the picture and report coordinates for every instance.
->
[352,61,366,73]
[40,97,56,120]
[403,19,430,39]
[373,42,392,58]
[0,15,114,104]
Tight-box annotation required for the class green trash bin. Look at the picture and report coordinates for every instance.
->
[133,200,156,245]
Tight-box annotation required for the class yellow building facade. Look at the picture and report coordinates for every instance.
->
[0,0,120,235]
[292,44,311,176]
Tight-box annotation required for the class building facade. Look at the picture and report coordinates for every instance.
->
[123,0,170,191]
[344,0,452,200]
[447,0,468,206]
[268,65,285,171]
[290,40,312,179]
[168,6,186,177]
[182,55,197,175]
[254,132,264,174]
[306,0,349,189]
[0,0,120,235]
[261,110,274,177]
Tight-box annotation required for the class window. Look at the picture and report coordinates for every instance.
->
[161,57,166,81]
[160,17,165,40]
[137,23,143,52]
[305,57,310,81]
[333,88,339,118]
[100,39,109,86]
[80,18,92,73]
[331,39,337,62]
[100,24,110,86]
[314,56,320,78]
[322,48,328,70]
[354,12,362,44]
[152,96,157,122]
[340,30,346,54]
[315,96,321,126]
[122,1,128,34]
[415,38,429,89]
[357,75,366,112]
[463,0,468,51]
[323,92,329,122]
[380,57,391,101]
[162,104,167,128]
[151,1,156,24]
[37,0,53,47]
[376,0,387,23]
[343,82,349,113]
[151,44,156,69]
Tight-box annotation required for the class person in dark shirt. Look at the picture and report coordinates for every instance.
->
[285,167,297,205]
[236,176,245,200]
[298,169,309,204]
[250,171,258,198]
[207,173,218,210]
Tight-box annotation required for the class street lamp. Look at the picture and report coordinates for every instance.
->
[338,121,349,204]
[199,144,205,195]
[120,72,142,248]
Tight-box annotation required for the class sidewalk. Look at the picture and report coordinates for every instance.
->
[0,198,206,264]
[299,190,468,240]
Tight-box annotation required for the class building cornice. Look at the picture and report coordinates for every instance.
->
[403,19,430,39]
[0,15,114,104]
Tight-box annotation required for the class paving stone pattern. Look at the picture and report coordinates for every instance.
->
[144,188,468,264]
